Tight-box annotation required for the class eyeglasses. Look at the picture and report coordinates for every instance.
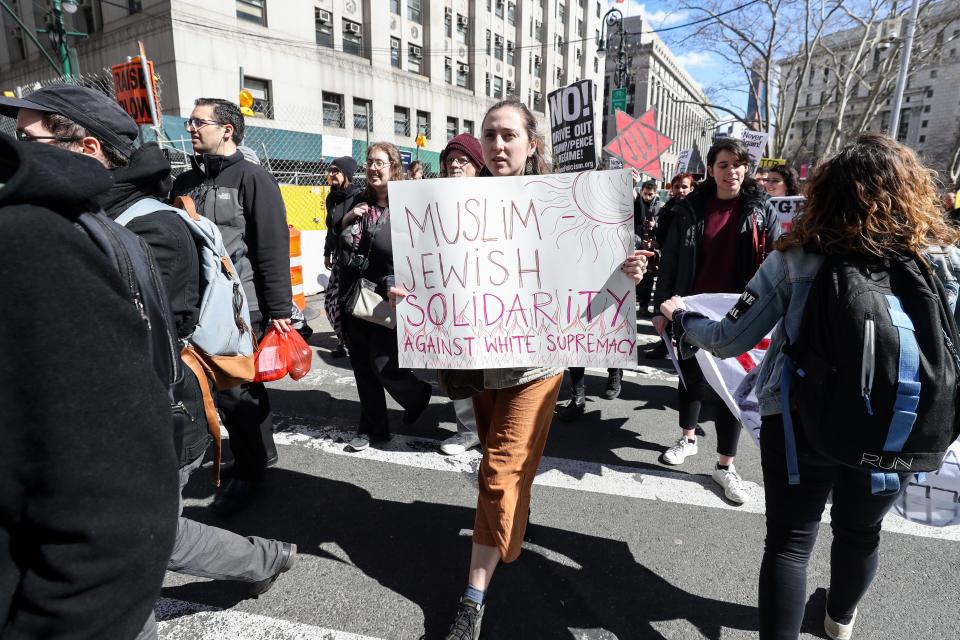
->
[445,156,471,167]
[15,130,83,143]
[366,159,388,169]
[184,118,220,131]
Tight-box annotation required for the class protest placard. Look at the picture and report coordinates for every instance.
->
[759,157,786,169]
[548,80,597,173]
[740,130,769,175]
[111,60,160,125]
[603,109,672,180]
[769,196,805,233]
[389,170,637,369]
[674,148,692,175]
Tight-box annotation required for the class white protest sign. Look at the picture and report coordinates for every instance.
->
[739,130,769,175]
[769,196,805,233]
[679,293,773,445]
[389,171,637,369]
[322,134,353,159]
[674,148,693,175]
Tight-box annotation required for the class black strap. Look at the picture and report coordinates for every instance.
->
[348,206,389,273]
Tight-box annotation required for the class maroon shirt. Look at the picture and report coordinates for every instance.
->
[692,195,742,294]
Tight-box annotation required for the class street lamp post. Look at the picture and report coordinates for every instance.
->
[888,0,921,137]
[35,0,86,79]
[596,8,627,89]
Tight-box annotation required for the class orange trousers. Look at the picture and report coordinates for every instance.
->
[471,374,563,562]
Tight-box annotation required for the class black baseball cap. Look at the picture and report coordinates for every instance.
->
[0,84,139,158]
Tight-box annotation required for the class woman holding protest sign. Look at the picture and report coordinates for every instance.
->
[397,98,651,640]
[651,138,780,505]
[334,142,432,453]
[659,133,960,640]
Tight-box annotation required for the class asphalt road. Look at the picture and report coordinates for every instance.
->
[157,295,960,640]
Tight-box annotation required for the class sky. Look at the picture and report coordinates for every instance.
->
[604,0,736,111]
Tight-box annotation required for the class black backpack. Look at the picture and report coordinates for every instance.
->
[782,253,960,495]
[76,211,181,396]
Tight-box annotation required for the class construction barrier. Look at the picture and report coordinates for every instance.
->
[289,225,305,310]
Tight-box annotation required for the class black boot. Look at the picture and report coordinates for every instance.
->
[602,369,622,400]
[557,389,586,421]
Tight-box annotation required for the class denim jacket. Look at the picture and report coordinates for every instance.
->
[676,246,960,416]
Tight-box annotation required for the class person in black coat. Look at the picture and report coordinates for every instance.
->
[0,119,178,640]
[651,138,780,505]
[331,142,432,452]
[323,155,362,358]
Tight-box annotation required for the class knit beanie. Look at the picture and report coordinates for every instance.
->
[441,133,484,172]
[331,155,358,178]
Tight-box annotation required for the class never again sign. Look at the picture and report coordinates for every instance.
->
[548,80,597,173]
[389,171,637,369]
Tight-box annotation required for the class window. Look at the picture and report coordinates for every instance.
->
[390,0,400,14]
[578,19,584,37]
[927,89,934,98]
[922,120,928,128]
[4,25,26,62]
[242,76,272,118]
[496,0,504,18]
[322,92,344,128]
[456,62,470,88]
[237,0,266,25]
[494,75,503,98]
[485,72,491,96]
[533,91,544,112]
[931,69,938,78]
[445,57,453,84]
[353,98,372,132]
[507,2,515,24]
[445,7,452,37]
[408,0,422,23]
[408,44,423,73]
[463,119,474,135]
[343,19,364,57]
[594,57,598,73]
[558,2,566,22]
[447,117,458,140]
[394,106,410,136]
[456,14,468,43]
[315,8,333,48]
[495,36,503,60]
[924,105,931,113]
[897,108,910,142]
[389,37,402,67]
[416,110,431,138]
[128,0,142,12]
[486,29,492,55]
[919,135,926,143]
[507,41,514,64]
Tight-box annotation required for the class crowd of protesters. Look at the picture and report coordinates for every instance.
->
[2,83,959,640]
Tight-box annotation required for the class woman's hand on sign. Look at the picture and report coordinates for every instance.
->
[388,286,409,310]
[621,249,653,284]
[344,202,369,226]
[659,296,686,321]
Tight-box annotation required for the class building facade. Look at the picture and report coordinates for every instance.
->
[1,0,608,174]
[600,15,716,182]
[778,2,960,179]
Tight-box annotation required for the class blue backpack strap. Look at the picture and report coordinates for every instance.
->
[780,355,802,485]
[869,295,922,496]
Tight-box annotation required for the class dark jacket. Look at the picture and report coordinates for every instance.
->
[634,195,660,238]
[97,143,209,467]
[171,150,292,319]
[653,183,780,311]
[0,137,177,638]
[333,192,395,301]
[654,197,680,249]
[324,182,362,258]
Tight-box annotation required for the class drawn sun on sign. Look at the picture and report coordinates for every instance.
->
[524,171,634,272]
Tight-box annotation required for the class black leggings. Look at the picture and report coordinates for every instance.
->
[676,356,740,457]
[758,414,904,639]
[568,367,620,393]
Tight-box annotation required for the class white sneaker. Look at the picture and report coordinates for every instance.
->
[663,437,698,465]
[824,590,858,640]
[347,434,370,452]
[712,465,750,504]
[440,432,481,456]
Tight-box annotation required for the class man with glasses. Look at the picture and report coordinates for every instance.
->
[172,98,292,517]
[323,156,360,359]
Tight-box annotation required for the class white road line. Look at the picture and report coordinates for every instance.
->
[272,417,960,543]
[156,598,383,640]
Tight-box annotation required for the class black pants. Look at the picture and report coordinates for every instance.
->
[343,314,430,438]
[677,356,740,457]
[568,367,620,394]
[637,273,656,312]
[217,311,276,482]
[758,414,905,639]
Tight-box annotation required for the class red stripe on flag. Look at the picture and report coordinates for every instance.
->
[736,352,757,373]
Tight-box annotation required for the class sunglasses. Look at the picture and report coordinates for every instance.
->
[15,130,83,143]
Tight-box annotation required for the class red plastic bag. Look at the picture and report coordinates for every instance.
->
[254,328,289,383]
[286,330,313,381]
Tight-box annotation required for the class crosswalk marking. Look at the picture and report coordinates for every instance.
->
[156,598,384,640]
[271,416,960,542]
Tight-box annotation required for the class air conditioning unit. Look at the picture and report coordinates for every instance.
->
[533,55,541,67]
[458,63,470,73]
[390,39,400,49]
[457,15,468,28]
[445,58,452,68]
[534,77,541,90]
[346,22,361,35]
[317,9,332,24]
[556,67,564,79]
[411,45,422,57]
[506,80,515,92]
[495,34,503,44]
[507,41,514,51]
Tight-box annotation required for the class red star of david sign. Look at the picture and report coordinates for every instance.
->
[603,108,673,180]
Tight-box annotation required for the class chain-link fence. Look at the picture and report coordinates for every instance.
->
[1,68,444,234]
